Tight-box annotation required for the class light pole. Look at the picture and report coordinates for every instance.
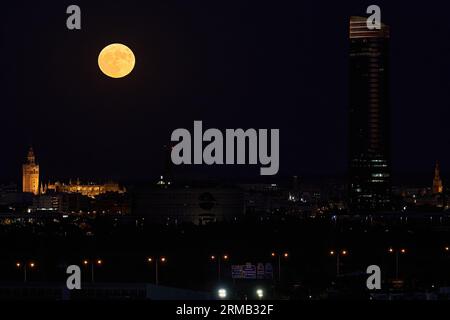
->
[210,254,229,281]
[271,251,289,282]
[83,259,103,283]
[256,288,264,300]
[445,246,450,267]
[147,256,167,286]
[388,248,406,280]
[217,288,227,299]
[16,261,36,283]
[329,249,348,277]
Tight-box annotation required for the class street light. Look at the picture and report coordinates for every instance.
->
[210,254,229,281]
[270,251,289,282]
[256,288,264,299]
[147,256,167,286]
[15,261,36,283]
[82,259,103,283]
[388,247,407,280]
[329,249,348,276]
[217,288,227,299]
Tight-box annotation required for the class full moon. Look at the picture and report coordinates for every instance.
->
[98,43,135,79]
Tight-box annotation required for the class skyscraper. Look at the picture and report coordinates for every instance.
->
[22,147,40,195]
[348,16,391,212]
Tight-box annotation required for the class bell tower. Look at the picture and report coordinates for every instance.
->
[22,147,40,195]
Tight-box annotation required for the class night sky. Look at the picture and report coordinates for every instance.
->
[1,0,450,182]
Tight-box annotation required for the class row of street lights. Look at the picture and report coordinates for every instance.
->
[14,246,450,283]
[329,247,408,279]
[15,257,167,285]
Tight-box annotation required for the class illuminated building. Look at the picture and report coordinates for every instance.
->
[44,179,125,198]
[432,161,443,194]
[22,147,40,195]
[348,17,391,212]
[32,194,63,212]
[133,185,244,225]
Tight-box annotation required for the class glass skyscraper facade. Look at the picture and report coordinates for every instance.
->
[349,16,391,212]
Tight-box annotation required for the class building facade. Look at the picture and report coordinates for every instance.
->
[133,185,245,225]
[44,179,125,198]
[348,17,392,212]
[22,147,40,195]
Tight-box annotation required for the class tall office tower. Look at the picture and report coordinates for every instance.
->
[22,147,40,195]
[348,17,391,212]
[432,161,443,194]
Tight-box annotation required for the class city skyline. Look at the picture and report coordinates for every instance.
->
[9,144,449,188]
[2,2,450,304]
[2,1,450,182]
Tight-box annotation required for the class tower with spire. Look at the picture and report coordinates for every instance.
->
[22,147,40,195]
[432,161,443,194]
